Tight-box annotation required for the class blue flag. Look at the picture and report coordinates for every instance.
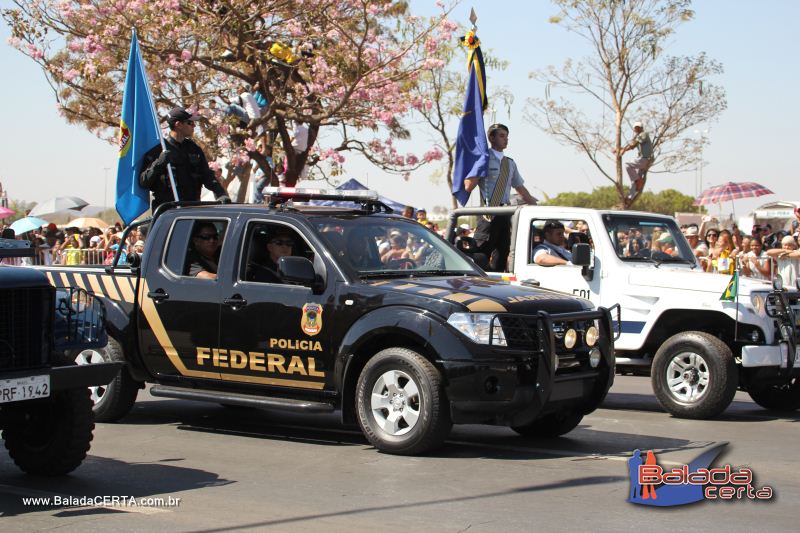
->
[452,47,488,206]
[115,30,161,225]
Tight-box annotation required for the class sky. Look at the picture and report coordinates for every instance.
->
[0,0,797,222]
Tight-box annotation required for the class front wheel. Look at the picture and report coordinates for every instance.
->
[3,388,94,475]
[356,347,451,455]
[747,378,800,411]
[512,411,583,438]
[651,331,737,419]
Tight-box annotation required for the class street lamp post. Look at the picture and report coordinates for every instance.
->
[694,129,708,214]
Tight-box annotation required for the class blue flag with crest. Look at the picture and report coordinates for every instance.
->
[115,30,161,225]
[452,36,488,206]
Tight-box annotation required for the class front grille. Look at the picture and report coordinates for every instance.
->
[499,315,544,351]
[0,286,53,370]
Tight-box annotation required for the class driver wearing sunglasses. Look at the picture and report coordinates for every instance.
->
[246,227,299,284]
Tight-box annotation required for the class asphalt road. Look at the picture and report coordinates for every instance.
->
[1,375,797,532]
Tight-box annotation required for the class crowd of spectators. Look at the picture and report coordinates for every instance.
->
[0,221,146,267]
[677,212,800,282]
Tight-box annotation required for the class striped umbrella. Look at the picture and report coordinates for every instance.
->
[693,181,774,217]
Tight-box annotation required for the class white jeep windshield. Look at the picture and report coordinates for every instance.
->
[603,214,696,265]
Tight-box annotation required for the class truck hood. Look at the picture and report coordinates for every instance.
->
[368,276,593,315]
[627,267,772,296]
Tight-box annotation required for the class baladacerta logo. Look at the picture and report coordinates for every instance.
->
[627,444,773,506]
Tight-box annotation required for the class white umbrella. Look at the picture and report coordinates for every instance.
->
[29,196,89,218]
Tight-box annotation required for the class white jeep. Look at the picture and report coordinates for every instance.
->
[448,206,800,419]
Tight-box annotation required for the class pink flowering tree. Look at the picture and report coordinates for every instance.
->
[3,0,457,189]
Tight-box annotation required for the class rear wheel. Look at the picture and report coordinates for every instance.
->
[3,388,94,475]
[747,378,800,411]
[74,337,139,422]
[512,411,583,438]
[356,347,451,455]
[651,332,737,419]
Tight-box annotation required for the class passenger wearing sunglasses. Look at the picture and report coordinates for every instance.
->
[187,222,222,279]
[246,228,298,284]
[140,106,231,212]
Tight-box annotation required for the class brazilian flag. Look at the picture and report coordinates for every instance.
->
[720,271,738,301]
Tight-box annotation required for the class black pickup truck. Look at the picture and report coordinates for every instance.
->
[1,238,120,474]
[37,189,615,455]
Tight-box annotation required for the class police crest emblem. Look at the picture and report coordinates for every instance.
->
[301,303,323,336]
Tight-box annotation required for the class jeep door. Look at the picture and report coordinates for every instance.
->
[218,219,336,394]
[514,213,601,304]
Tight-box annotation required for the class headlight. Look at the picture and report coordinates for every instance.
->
[564,328,577,349]
[589,348,601,368]
[585,325,600,347]
[447,313,507,346]
[750,293,766,316]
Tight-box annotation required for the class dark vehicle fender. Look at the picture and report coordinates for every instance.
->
[336,306,471,423]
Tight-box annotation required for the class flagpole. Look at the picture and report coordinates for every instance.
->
[133,29,179,202]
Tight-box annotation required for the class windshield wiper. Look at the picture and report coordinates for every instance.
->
[358,271,414,279]
[408,270,472,277]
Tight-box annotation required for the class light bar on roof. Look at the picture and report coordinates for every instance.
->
[263,186,379,202]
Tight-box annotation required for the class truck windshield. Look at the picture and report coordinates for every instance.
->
[602,214,697,265]
[313,216,479,277]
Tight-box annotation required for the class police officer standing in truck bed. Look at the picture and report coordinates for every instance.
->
[139,107,230,211]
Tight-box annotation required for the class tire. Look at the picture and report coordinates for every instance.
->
[512,411,583,438]
[651,331,737,419]
[747,378,800,412]
[356,347,451,455]
[74,337,139,422]
[3,388,94,475]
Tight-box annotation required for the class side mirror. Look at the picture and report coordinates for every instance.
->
[278,256,316,286]
[571,243,591,266]
[571,243,594,281]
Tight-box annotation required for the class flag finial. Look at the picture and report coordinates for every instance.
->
[469,8,477,31]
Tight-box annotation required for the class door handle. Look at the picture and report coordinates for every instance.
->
[223,295,248,308]
[147,289,169,302]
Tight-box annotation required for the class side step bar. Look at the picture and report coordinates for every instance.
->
[149,385,335,413]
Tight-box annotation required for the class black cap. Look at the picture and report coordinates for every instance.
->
[167,107,199,127]
[543,220,564,231]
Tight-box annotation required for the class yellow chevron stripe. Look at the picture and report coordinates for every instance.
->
[117,276,135,303]
[59,272,70,288]
[45,272,56,286]
[138,280,220,379]
[419,288,449,296]
[393,283,418,291]
[466,299,508,313]
[72,273,88,291]
[102,276,121,301]
[87,274,105,296]
[443,292,478,304]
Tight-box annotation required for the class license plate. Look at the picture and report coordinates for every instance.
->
[0,374,50,404]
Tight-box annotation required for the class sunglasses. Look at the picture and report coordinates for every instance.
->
[270,239,294,247]
[195,234,219,241]
[183,120,195,126]
[706,233,718,238]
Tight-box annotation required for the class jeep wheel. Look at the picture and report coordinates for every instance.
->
[651,332,737,419]
[512,411,583,438]
[74,337,139,422]
[356,347,451,455]
[747,378,800,412]
[2,388,94,475]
